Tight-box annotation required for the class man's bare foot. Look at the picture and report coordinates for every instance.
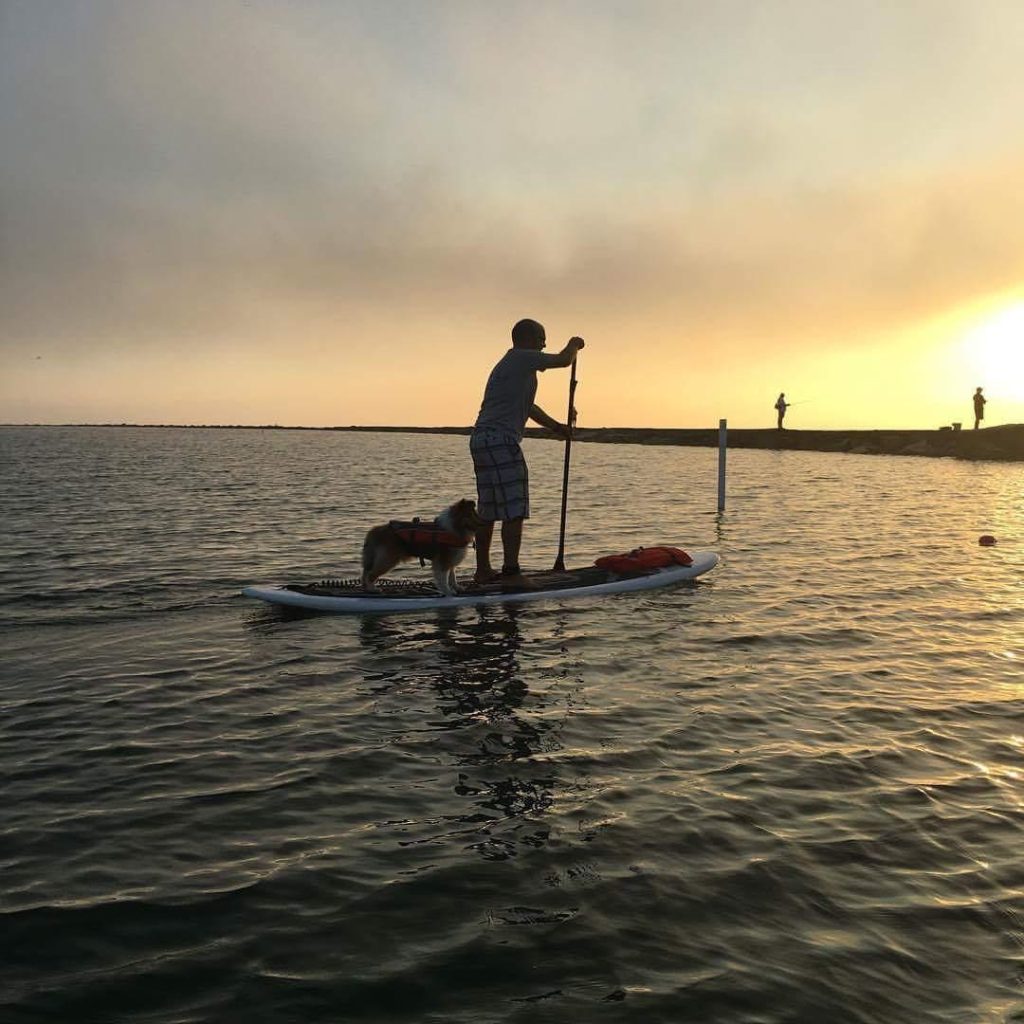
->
[472,570,502,586]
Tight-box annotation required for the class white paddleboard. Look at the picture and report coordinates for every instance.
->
[243,550,718,614]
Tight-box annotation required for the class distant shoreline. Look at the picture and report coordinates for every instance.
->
[4,422,1023,461]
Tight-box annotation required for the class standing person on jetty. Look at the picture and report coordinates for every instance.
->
[470,319,585,588]
[775,393,788,430]
[973,387,986,429]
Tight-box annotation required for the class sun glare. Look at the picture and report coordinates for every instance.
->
[962,303,1024,396]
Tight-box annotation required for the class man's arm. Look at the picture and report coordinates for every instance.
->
[542,336,585,368]
[529,405,569,438]
[529,337,584,435]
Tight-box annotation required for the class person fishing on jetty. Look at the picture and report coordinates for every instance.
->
[973,387,986,429]
[470,319,585,589]
[775,392,788,430]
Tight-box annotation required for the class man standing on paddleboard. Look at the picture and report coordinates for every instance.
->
[470,319,584,588]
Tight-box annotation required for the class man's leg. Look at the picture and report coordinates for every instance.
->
[500,518,537,588]
[500,517,524,573]
[470,432,501,584]
[474,520,498,583]
[471,433,534,587]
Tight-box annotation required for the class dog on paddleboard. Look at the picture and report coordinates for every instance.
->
[361,499,482,596]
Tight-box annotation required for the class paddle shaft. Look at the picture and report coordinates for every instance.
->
[553,358,578,571]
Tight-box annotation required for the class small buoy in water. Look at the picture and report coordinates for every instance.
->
[979,535,997,546]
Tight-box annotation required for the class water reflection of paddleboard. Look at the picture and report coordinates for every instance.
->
[243,550,719,615]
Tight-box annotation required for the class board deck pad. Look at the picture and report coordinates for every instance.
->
[293,566,610,597]
[242,551,719,614]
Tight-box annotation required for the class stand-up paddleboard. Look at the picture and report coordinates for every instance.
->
[242,550,718,614]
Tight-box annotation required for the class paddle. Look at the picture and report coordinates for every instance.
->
[553,356,578,571]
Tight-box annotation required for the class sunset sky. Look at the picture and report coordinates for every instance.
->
[2,0,1023,429]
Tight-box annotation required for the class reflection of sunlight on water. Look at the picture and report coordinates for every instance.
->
[994,471,1024,539]
[968,469,1024,675]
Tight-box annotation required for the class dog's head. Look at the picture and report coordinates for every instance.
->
[448,498,484,535]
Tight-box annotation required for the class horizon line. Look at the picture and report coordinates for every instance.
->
[1,422,1017,433]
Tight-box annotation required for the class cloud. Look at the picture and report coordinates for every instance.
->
[3,0,1024,367]
[5,139,1024,362]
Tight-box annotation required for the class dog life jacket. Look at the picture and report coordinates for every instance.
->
[594,546,693,575]
[388,519,470,566]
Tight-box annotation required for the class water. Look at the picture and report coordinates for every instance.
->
[2,426,1023,1023]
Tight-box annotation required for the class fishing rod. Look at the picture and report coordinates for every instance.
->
[553,356,578,572]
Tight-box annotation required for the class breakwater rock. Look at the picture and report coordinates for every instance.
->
[68,423,1024,461]
[338,423,1024,461]
[566,424,1024,462]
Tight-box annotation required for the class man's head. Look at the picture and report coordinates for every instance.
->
[512,319,546,350]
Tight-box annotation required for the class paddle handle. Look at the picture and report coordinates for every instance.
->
[553,358,578,571]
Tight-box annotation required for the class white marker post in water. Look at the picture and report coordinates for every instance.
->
[717,418,727,513]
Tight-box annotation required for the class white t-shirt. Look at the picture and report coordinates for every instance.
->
[474,348,562,440]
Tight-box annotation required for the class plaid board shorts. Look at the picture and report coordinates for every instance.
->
[470,428,530,521]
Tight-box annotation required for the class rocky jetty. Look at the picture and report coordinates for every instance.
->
[68,422,1024,461]
[563,424,1024,462]
[341,423,1024,461]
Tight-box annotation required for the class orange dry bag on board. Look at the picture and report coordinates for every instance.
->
[594,546,693,575]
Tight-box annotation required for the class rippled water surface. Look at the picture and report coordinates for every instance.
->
[3,426,1024,1023]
